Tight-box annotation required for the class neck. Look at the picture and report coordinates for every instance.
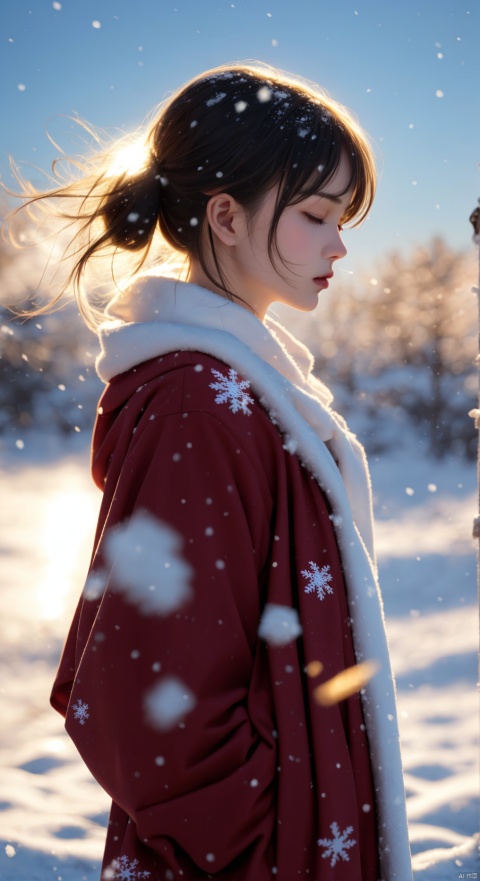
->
[186,261,265,320]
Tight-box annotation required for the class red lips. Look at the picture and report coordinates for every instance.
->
[313,273,333,289]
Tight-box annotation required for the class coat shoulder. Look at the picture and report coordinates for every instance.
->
[94,350,285,495]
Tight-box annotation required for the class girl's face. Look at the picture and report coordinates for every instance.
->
[228,152,352,319]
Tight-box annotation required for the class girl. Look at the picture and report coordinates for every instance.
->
[11,63,412,880]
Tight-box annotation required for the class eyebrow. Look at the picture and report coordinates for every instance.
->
[314,192,342,204]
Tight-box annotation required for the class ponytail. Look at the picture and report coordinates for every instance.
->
[99,159,163,251]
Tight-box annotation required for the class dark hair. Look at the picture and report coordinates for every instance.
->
[5,62,376,328]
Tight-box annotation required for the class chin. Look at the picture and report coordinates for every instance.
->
[270,301,318,319]
[291,294,320,313]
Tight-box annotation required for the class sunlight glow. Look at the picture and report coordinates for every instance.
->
[37,488,97,620]
[108,140,150,177]
[43,737,67,754]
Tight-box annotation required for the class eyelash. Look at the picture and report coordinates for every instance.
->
[304,213,325,226]
[304,213,344,232]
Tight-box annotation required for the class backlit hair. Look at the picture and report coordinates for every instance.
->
[6,62,376,329]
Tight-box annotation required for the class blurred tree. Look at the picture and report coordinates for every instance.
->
[0,210,102,440]
[0,306,101,437]
[0,216,476,458]
[311,237,477,458]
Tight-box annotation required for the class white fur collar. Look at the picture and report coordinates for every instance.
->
[96,274,413,879]
[106,273,330,398]
[100,275,375,562]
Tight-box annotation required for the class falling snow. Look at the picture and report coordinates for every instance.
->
[257,86,272,102]
[144,676,196,730]
[209,368,254,415]
[317,821,356,867]
[103,512,193,615]
[258,603,302,646]
[83,570,107,601]
[0,435,477,877]
[301,562,334,601]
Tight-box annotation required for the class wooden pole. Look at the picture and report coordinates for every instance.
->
[470,199,480,710]
[469,201,480,548]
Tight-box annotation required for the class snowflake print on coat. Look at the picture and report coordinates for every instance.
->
[317,822,357,867]
[107,855,151,879]
[301,561,334,600]
[71,698,90,725]
[209,367,254,415]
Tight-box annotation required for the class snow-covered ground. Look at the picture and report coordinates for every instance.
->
[0,435,478,880]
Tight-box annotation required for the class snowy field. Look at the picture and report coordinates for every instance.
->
[0,434,478,880]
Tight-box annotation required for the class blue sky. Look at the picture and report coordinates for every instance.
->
[1,0,478,271]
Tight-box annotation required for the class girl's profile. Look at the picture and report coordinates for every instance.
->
[8,62,413,880]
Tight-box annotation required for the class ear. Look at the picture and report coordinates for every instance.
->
[205,193,246,246]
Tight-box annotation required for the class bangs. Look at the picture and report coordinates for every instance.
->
[271,93,376,229]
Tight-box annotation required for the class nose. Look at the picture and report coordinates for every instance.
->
[329,228,347,262]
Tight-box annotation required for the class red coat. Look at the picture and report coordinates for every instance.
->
[52,350,380,880]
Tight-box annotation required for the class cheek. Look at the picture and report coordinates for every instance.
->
[277,216,314,260]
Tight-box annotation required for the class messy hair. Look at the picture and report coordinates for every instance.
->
[5,62,376,329]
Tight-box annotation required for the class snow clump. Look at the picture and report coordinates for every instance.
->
[258,603,302,646]
[144,676,196,730]
[104,512,193,615]
[282,435,298,454]
[206,92,227,107]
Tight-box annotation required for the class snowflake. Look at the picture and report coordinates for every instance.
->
[209,368,254,415]
[106,855,151,879]
[317,822,356,867]
[301,561,334,601]
[71,698,90,725]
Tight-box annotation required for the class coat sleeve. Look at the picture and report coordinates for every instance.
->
[63,402,278,873]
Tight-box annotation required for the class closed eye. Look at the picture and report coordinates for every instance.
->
[304,213,344,232]
[304,213,325,226]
